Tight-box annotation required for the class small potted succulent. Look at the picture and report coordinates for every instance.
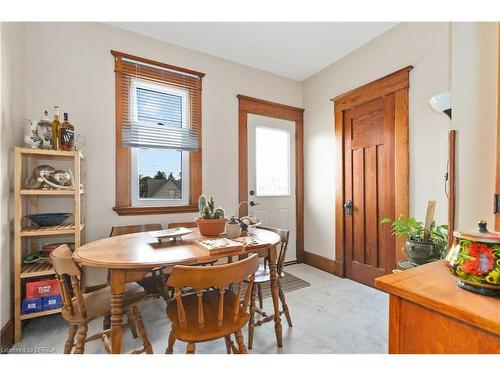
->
[195,195,227,236]
[381,216,448,265]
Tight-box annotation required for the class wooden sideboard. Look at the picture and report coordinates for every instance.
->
[375,261,500,354]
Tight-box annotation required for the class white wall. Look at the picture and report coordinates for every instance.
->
[303,23,452,259]
[26,22,303,244]
[0,22,27,329]
[451,23,498,230]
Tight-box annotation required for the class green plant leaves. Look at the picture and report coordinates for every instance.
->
[380,216,448,257]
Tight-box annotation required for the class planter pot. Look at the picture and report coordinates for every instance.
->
[195,218,227,237]
[404,240,440,265]
[445,220,500,296]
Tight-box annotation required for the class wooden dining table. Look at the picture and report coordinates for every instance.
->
[74,227,282,354]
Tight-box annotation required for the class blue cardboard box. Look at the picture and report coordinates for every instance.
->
[42,295,62,310]
[22,298,42,314]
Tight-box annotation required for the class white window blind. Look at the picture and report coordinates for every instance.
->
[114,52,203,151]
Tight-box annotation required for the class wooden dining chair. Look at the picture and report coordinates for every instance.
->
[165,254,259,354]
[167,221,197,229]
[50,244,153,354]
[246,226,292,350]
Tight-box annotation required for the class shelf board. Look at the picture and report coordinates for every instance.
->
[17,147,84,159]
[20,308,61,320]
[20,223,86,237]
[21,261,55,279]
[20,189,85,196]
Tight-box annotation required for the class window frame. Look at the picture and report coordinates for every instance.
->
[112,50,204,216]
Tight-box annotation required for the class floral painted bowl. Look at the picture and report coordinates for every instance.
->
[445,220,500,296]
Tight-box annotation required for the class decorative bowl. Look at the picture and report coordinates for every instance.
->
[40,242,75,259]
[50,170,72,186]
[196,218,228,237]
[28,213,72,227]
[445,220,500,296]
[238,216,262,230]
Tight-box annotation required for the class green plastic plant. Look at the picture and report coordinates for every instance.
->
[380,217,448,257]
[198,195,225,219]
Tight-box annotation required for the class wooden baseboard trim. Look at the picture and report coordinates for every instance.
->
[303,250,345,277]
[1,319,14,354]
[303,250,334,273]
[333,260,344,277]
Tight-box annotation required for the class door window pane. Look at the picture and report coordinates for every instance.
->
[138,148,183,200]
[255,126,290,196]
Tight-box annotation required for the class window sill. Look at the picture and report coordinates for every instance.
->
[113,205,199,216]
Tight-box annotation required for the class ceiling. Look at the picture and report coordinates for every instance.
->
[110,22,397,81]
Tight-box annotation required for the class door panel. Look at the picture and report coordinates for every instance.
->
[344,95,396,286]
[364,145,378,267]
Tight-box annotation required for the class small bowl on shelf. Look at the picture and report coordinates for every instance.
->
[40,242,75,259]
[27,213,72,227]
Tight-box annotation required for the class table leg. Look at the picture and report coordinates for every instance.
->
[110,269,125,354]
[268,246,283,348]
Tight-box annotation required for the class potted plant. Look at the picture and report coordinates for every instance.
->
[195,195,227,236]
[380,216,448,265]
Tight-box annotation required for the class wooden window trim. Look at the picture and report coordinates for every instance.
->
[237,95,305,262]
[332,66,412,277]
[111,50,204,216]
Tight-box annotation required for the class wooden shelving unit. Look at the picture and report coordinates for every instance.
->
[20,223,86,237]
[20,189,85,196]
[20,261,55,279]
[20,308,63,321]
[13,147,86,342]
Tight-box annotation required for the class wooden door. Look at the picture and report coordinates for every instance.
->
[334,66,411,287]
[343,96,395,286]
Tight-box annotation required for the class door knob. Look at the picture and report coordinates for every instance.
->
[249,201,260,207]
[344,200,353,216]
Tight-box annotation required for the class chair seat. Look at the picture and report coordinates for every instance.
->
[63,283,147,323]
[167,289,249,343]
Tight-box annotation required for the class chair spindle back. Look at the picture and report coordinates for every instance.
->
[257,225,290,274]
[167,254,259,329]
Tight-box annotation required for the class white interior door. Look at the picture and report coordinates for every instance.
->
[247,114,296,262]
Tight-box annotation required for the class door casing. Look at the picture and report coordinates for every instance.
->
[237,95,305,262]
[332,66,412,277]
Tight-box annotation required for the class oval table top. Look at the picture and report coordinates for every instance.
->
[74,227,280,270]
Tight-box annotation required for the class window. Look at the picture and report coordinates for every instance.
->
[112,50,204,215]
[255,126,291,196]
[130,79,189,207]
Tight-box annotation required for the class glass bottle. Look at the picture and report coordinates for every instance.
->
[51,106,60,150]
[59,112,75,151]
